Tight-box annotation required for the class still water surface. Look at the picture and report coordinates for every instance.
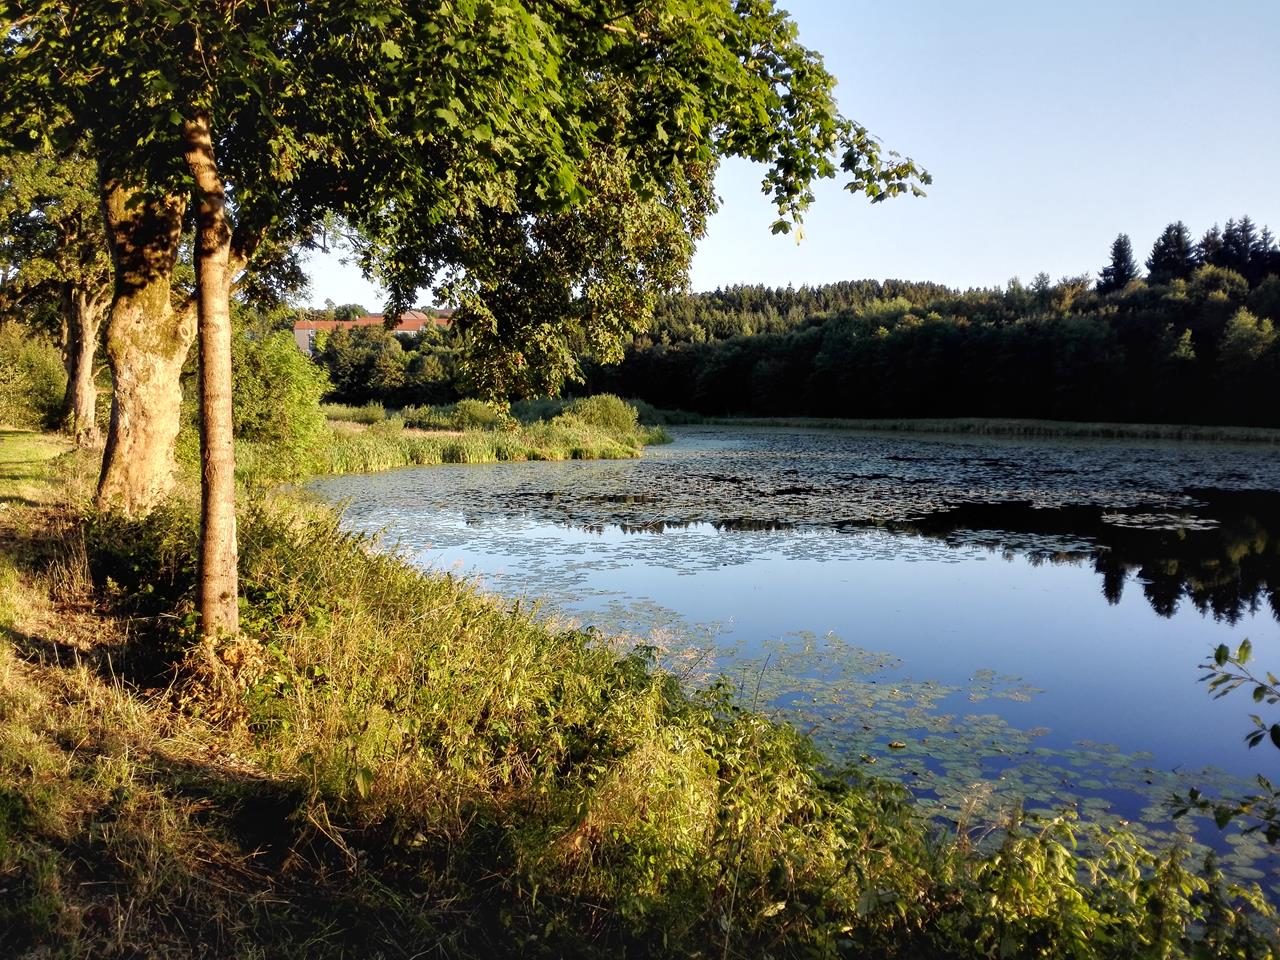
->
[312,426,1280,883]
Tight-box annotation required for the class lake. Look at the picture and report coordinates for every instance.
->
[311,425,1280,887]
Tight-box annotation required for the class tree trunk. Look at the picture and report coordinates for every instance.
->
[96,182,193,515]
[183,113,239,640]
[60,285,108,447]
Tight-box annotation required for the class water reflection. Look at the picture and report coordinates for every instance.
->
[478,486,1280,625]
[894,491,1280,624]
[310,429,1280,891]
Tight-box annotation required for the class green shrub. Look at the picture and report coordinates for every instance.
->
[510,396,567,423]
[320,401,386,424]
[397,404,452,430]
[0,324,66,429]
[564,394,638,434]
[232,332,330,477]
[450,398,509,430]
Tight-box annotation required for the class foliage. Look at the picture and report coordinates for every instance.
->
[587,227,1280,425]
[1,477,1261,956]
[563,394,639,434]
[1147,221,1197,285]
[316,407,661,475]
[2,0,928,407]
[1098,233,1139,294]
[1173,640,1280,845]
[320,401,387,425]
[0,324,65,428]
[231,327,331,476]
[0,141,110,327]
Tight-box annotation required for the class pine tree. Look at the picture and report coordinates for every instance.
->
[1198,224,1225,268]
[1145,221,1197,285]
[1222,217,1258,277]
[1249,224,1278,286]
[1098,233,1139,294]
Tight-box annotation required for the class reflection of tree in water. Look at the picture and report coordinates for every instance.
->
[900,491,1280,624]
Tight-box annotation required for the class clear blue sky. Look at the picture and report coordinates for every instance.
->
[305,0,1280,306]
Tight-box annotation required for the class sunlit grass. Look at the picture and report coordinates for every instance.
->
[0,427,1276,957]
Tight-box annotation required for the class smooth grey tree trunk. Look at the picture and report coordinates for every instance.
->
[184,113,239,639]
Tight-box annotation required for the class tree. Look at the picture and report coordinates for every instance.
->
[1219,307,1275,370]
[1030,272,1053,310]
[1198,223,1226,268]
[1098,233,1139,294]
[0,144,111,444]
[1221,216,1259,281]
[1145,221,1196,286]
[3,0,928,638]
[1251,226,1279,287]
[333,303,366,322]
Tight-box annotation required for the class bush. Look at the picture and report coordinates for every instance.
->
[510,397,567,423]
[564,394,638,434]
[0,324,66,429]
[321,401,387,425]
[223,331,331,481]
[450,398,509,430]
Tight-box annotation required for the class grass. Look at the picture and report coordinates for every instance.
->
[705,415,1280,443]
[1,427,1278,957]
[310,396,670,476]
[0,427,74,508]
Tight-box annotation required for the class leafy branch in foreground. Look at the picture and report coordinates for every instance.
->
[1172,639,1280,843]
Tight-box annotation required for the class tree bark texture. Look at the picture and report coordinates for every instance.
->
[60,284,109,447]
[96,182,193,515]
[183,113,239,639]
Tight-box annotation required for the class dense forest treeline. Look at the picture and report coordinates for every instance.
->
[305,216,1280,427]
[580,216,1280,424]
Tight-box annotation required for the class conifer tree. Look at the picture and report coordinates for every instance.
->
[1145,221,1196,285]
[1198,224,1225,268]
[1222,217,1258,278]
[1098,233,1139,294]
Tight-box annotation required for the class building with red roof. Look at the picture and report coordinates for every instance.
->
[293,310,452,355]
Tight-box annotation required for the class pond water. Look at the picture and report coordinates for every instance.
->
[311,426,1280,887]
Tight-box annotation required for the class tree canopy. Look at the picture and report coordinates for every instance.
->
[1,0,929,633]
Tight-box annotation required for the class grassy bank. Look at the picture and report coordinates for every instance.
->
[1,427,1277,957]
[705,415,1280,443]
[296,395,669,476]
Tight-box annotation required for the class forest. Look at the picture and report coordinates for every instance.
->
[302,217,1280,427]
[589,218,1280,423]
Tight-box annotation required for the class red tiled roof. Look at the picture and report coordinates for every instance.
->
[295,310,452,332]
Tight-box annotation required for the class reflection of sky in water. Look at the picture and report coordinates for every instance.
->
[341,512,1267,780]
[311,427,1280,887]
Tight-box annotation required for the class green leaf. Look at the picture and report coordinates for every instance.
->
[354,765,376,799]
[1214,644,1229,667]
[380,40,404,60]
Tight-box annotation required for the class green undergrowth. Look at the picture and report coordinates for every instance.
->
[1,431,1277,957]
[308,394,669,476]
[708,415,1280,443]
[0,326,66,430]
